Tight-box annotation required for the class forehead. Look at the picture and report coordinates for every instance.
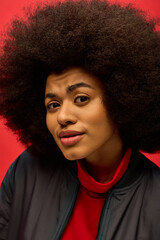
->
[45,68,103,92]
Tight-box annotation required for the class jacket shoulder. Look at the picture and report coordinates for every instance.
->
[0,150,34,239]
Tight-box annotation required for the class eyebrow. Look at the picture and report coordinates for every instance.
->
[45,82,94,100]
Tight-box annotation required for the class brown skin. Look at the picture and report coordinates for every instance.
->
[45,68,124,183]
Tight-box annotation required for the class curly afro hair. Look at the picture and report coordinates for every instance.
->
[0,0,160,161]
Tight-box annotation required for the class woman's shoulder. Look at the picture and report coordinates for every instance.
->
[4,149,77,186]
[139,152,160,180]
[0,150,78,240]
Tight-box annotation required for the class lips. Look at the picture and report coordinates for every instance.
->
[59,130,83,138]
[58,130,84,146]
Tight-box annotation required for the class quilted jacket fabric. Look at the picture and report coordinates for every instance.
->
[0,150,160,240]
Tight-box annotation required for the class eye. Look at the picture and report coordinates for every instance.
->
[47,102,60,111]
[74,96,89,104]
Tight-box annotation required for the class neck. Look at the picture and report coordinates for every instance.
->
[81,133,125,183]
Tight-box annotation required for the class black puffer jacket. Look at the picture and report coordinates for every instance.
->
[0,150,160,240]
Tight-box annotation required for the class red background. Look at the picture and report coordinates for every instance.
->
[0,0,160,183]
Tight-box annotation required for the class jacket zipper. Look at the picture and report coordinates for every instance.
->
[53,180,80,240]
[96,190,113,240]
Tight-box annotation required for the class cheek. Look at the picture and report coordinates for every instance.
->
[46,115,56,137]
[85,112,116,149]
[84,103,113,132]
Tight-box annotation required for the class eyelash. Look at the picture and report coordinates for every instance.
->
[47,102,60,110]
[47,95,89,111]
[74,95,89,104]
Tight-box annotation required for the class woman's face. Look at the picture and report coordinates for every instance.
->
[45,68,123,162]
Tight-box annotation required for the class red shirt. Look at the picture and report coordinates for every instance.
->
[62,149,132,240]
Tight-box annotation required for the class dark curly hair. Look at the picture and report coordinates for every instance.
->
[0,0,160,162]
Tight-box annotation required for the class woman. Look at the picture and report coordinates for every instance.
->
[0,0,160,239]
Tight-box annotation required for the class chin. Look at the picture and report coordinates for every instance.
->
[62,149,87,161]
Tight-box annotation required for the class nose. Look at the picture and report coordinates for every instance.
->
[57,102,77,126]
